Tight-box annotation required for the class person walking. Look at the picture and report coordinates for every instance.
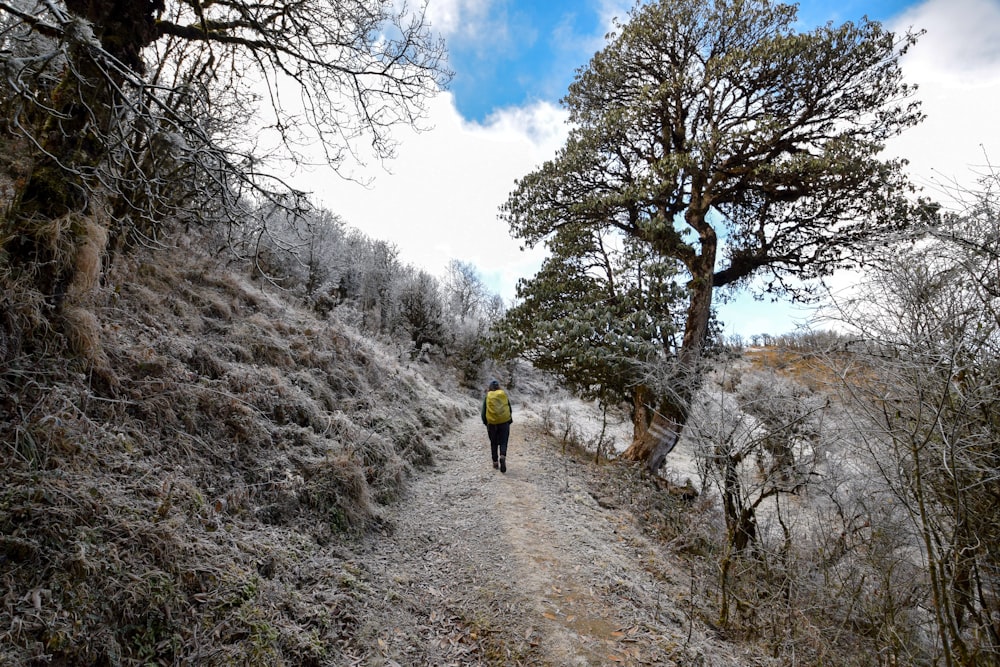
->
[481,379,512,472]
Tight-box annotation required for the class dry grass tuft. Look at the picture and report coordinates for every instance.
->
[746,345,847,391]
[62,305,105,363]
[68,216,108,298]
[0,310,18,365]
[0,266,50,365]
[30,212,75,260]
[302,451,373,533]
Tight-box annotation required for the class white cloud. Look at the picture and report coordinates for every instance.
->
[887,0,1000,188]
[425,0,503,44]
[293,92,570,303]
[596,0,633,31]
[895,0,1000,83]
[480,102,570,150]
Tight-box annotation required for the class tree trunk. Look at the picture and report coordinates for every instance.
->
[4,54,109,311]
[621,392,685,473]
[621,222,717,471]
[2,2,160,312]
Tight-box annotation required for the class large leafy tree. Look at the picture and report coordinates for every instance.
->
[501,0,923,471]
[0,0,447,340]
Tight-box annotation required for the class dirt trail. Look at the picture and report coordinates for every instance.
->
[348,412,739,666]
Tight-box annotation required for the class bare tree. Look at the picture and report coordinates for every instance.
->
[829,168,1000,665]
[686,366,825,622]
[0,0,448,345]
[482,292,505,322]
[397,269,446,354]
[678,352,937,662]
[242,204,348,299]
[443,259,486,323]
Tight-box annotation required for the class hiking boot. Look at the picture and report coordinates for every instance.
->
[499,457,506,473]
[493,460,499,470]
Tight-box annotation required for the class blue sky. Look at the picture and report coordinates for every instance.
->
[301,0,1000,337]
[442,3,605,121]
[444,0,919,123]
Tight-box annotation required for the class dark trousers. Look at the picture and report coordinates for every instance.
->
[487,422,510,462]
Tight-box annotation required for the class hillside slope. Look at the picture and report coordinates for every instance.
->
[1,240,471,665]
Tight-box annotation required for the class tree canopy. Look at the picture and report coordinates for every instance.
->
[497,221,686,405]
[500,0,923,470]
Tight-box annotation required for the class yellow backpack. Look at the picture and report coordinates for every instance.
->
[485,389,511,424]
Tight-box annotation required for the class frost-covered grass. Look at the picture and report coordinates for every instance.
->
[0,238,470,666]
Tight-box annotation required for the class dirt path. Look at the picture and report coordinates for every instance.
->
[345,412,741,666]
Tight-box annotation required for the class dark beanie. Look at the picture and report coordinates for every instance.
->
[489,379,500,390]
